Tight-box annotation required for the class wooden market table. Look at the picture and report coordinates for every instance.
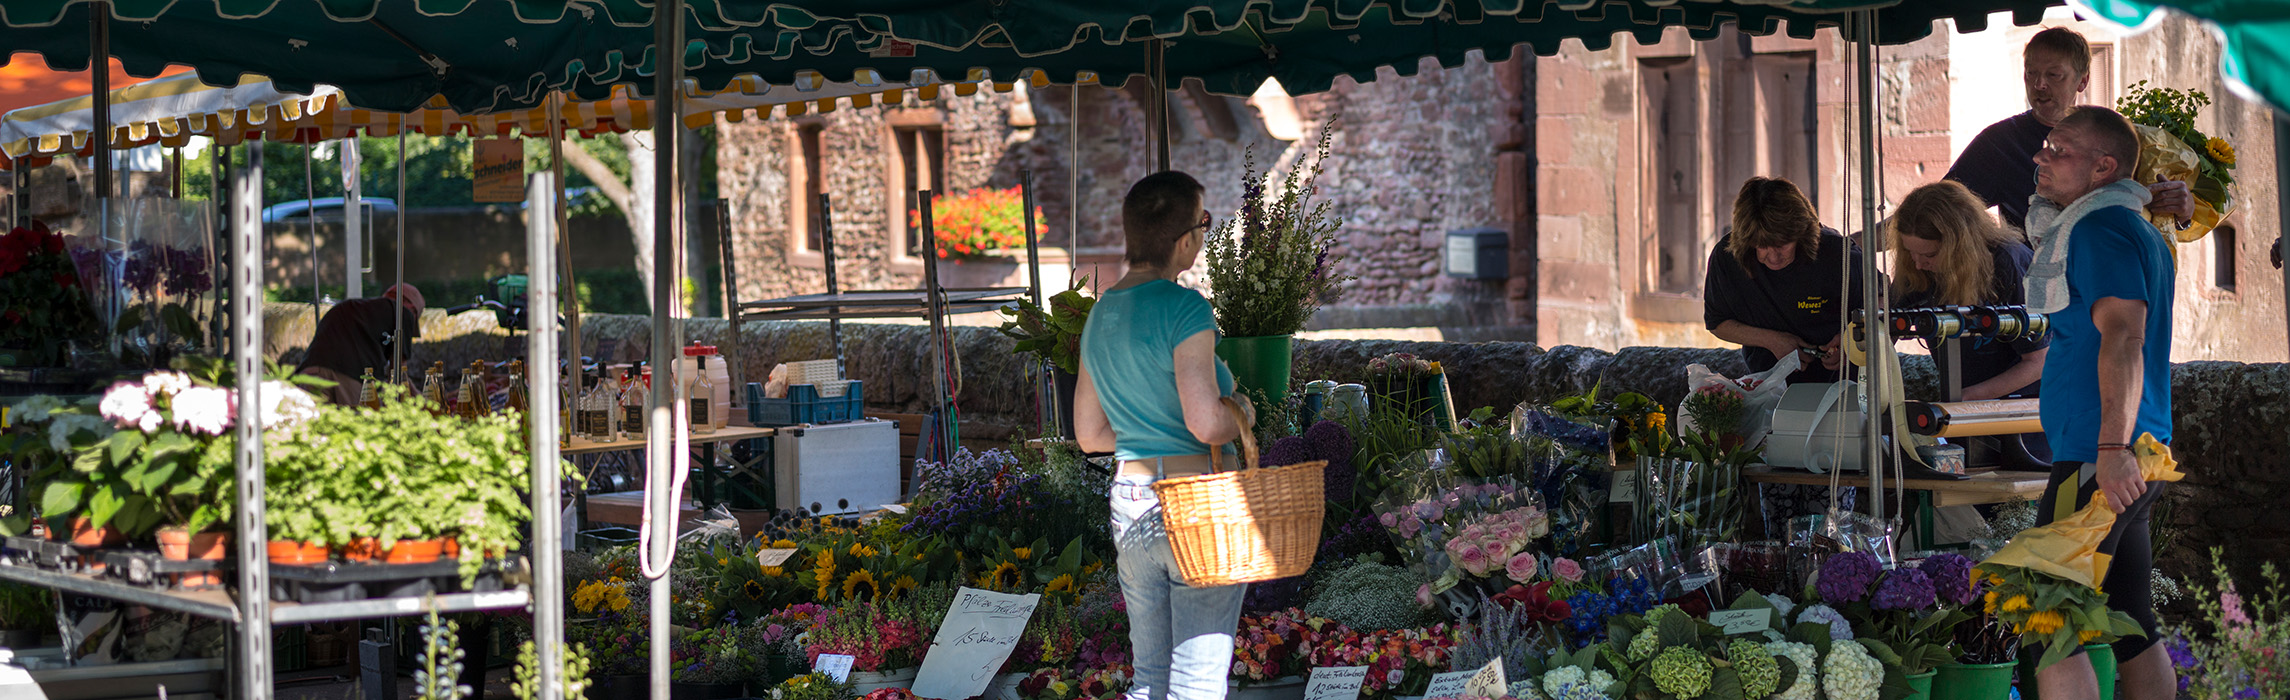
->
[1742,468,2052,548]
[563,424,778,531]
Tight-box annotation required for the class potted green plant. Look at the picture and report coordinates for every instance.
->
[0,581,53,648]
[996,279,1094,439]
[1204,122,1350,406]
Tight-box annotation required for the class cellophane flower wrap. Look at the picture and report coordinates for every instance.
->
[0,221,99,355]
[2117,81,2238,240]
[1204,121,1350,338]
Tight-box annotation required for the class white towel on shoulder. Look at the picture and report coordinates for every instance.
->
[2022,179,2152,314]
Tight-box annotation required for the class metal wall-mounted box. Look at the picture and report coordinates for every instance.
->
[1443,227,1509,279]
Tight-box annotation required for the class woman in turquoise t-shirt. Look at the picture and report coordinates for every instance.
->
[1073,171,1254,700]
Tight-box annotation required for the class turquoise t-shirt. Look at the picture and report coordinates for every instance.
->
[1079,280,1235,462]
[2038,206,2174,463]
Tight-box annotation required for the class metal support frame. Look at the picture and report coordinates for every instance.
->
[820,193,843,365]
[1850,10,1891,526]
[1149,39,1170,172]
[716,196,739,385]
[919,190,953,462]
[526,171,566,700]
[644,1,687,697]
[2277,111,2289,360]
[229,140,271,700]
[91,0,118,355]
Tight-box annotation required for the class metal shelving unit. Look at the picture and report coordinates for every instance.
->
[0,155,571,700]
[723,173,1052,461]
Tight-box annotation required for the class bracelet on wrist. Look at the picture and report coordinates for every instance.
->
[2097,443,2132,453]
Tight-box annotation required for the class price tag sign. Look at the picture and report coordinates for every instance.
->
[1302,666,1369,700]
[911,587,1041,700]
[1422,670,1476,698]
[1609,469,1638,503]
[814,654,855,683]
[1710,608,1772,636]
[1461,659,1507,698]
[756,549,800,567]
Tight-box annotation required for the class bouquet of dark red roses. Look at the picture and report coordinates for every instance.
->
[0,221,98,363]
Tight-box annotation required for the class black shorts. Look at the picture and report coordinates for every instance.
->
[2033,460,2168,659]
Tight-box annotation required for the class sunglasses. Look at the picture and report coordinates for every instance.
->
[1188,210,1213,234]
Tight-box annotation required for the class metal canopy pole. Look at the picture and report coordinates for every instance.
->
[1852,11,1888,525]
[820,194,843,366]
[1149,39,1169,172]
[525,172,565,700]
[1069,85,1082,290]
[228,140,272,700]
[644,1,686,698]
[2277,111,2289,360]
[393,133,407,383]
[920,190,951,462]
[91,1,117,354]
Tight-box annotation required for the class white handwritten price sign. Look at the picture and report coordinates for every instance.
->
[1710,608,1772,635]
[1461,659,1507,698]
[1422,670,1476,698]
[911,587,1041,700]
[1302,665,1369,700]
[814,654,856,683]
[756,548,800,567]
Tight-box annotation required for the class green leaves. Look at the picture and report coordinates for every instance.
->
[41,480,87,521]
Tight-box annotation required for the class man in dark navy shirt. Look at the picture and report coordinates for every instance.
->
[1943,27,2191,231]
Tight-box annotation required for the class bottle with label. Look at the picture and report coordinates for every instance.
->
[455,363,485,420]
[620,365,647,441]
[689,353,715,435]
[578,371,617,443]
[421,362,448,416]
[505,359,530,442]
[359,367,382,409]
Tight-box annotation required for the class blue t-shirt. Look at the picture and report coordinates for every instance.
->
[1079,280,1235,462]
[2038,206,2173,463]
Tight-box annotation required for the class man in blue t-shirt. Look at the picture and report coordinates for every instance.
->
[1942,27,2191,231]
[2023,106,2177,700]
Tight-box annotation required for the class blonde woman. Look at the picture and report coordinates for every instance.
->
[1890,180,2050,402]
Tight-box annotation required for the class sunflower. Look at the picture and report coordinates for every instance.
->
[2208,136,2237,167]
[1045,574,1077,595]
[763,566,785,578]
[891,575,920,597]
[1012,547,1034,561]
[743,580,769,601]
[812,549,839,598]
[1646,411,1667,432]
[771,539,798,548]
[843,569,882,601]
[849,543,879,559]
[2022,610,2065,636]
[976,561,1024,591]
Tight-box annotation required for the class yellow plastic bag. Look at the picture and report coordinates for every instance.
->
[1976,433,2185,588]
[2131,123,2235,243]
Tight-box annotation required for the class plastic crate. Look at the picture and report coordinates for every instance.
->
[746,381,865,427]
[273,624,309,673]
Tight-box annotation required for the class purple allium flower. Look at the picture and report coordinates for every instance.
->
[1817,552,1882,604]
[1917,553,1980,607]
[1323,460,1356,503]
[1262,436,1310,467]
[1872,568,1938,611]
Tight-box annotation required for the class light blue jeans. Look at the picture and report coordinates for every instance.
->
[1111,474,1247,700]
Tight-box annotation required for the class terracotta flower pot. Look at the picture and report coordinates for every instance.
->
[157,528,231,561]
[385,539,445,564]
[342,537,386,562]
[64,518,125,548]
[442,538,460,560]
[267,540,329,565]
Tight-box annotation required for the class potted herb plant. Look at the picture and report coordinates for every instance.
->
[1205,122,1350,406]
[996,279,1094,439]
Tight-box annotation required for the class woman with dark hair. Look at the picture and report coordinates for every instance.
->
[1073,171,1253,700]
[1891,180,2050,402]
[1702,176,1864,385]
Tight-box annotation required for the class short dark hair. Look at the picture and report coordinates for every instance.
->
[2025,27,2092,76]
[1728,177,1822,275]
[2059,106,2140,182]
[1122,171,1205,266]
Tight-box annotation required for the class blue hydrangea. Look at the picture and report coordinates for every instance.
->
[1817,552,1882,604]
[1872,568,1938,610]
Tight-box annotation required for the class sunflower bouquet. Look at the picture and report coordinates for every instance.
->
[1971,564,2144,671]
[801,533,944,605]
[2117,81,2239,240]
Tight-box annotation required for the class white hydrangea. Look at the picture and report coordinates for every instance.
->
[1822,639,1884,700]
[1796,603,1854,640]
[1763,591,1797,619]
[1505,679,1547,700]
[1764,641,1819,700]
[1539,666,1613,700]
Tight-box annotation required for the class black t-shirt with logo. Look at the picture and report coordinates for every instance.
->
[1702,228,1865,384]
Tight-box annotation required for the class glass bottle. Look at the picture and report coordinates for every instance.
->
[421,362,448,416]
[579,371,617,443]
[620,365,647,441]
[505,359,530,442]
[689,354,715,435]
[358,367,382,409]
[455,362,485,420]
[559,364,573,448]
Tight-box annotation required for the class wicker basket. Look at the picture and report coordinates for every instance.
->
[1151,398,1327,587]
